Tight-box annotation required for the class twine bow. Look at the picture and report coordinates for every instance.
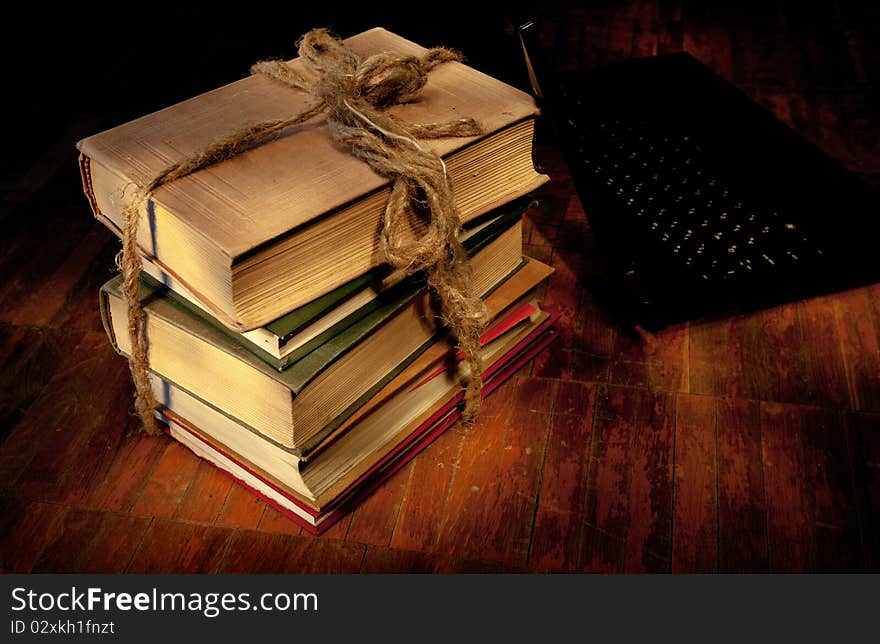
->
[121,28,489,434]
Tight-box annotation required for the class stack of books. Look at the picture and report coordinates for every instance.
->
[78,28,555,534]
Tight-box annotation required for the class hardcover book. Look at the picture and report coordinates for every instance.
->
[79,27,548,331]
[141,197,532,370]
[100,242,551,455]
[156,304,558,533]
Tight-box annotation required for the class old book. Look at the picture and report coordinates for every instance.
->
[79,27,548,332]
[153,296,549,499]
[156,303,558,533]
[141,197,531,370]
[100,228,539,454]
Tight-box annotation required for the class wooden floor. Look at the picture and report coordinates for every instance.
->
[1,2,878,573]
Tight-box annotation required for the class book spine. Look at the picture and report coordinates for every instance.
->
[78,154,100,219]
[98,286,122,356]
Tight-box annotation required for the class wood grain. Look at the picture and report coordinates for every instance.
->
[528,381,596,570]
[673,393,718,572]
[581,386,674,572]
[715,398,768,571]
[433,377,554,564]
[126,519,232,573]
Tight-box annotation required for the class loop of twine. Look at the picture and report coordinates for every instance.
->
[121,28,489,434]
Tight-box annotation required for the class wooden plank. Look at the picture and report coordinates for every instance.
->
[551,197,595,254]
[611,323,689,392]
[450,558,504,573]
[565,350,612,385]
[606,0,638,64]
[847,412,880,571]
[797,296,850,408]
[278,536,366,574]
[214,483,267,529]
[4,333,130,501]
[580,524,626,573]
[657,0,684,54]
[727,14,803,90]
[630,0,659,58]
[433,377,555,564]
[761,402,815,571]
[174,460,233,524]
[580,385,638,572]
[528,381,594,570]
[388,428,465,552]
[82,431,166,513]
[48,234,123,334]
[834,288,880,412]
[218,530,298,573]
[529,334,568,380]
[127,519,232,573]
[318,512,352,541]
[840,6,880,88]
[390,373,516,552]
[672,393,718,573]
[218,530,366,574]
[0,327,90,471]
[345,464,409,546]
[683,15,734,81]
[31,509,151,573]
[0,326,54,439]
[538,246,583,354]
[31,507,105,572]
[763,402,865,571]
[129,441,199,519]
[625,389,675,572]
[744,303,812,405]
[0,499,67,573]
[716,398,768,572]
[574,384,674,573]
[8,227,110,327]
[360,546,502,573]
[801,407,863,571]
[59,374,137,505]
[361,545,454,573]
[688,316,751,398]
[256,505,303,536]
[75,513,153,573]
[574,290,617,363]
[815,91,879,172]
[785,5,856,90]
[0,213,94,325]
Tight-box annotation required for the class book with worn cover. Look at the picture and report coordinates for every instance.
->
[157,305,559,534]
[79,27,548,332]
[100,235,550,455]
[151,297,552,501]
[142,197,532,370]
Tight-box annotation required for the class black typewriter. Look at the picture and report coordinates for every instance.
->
[514,23,880,329]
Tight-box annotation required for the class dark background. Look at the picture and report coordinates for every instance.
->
[2,3,533,171]
[4,1,879,201]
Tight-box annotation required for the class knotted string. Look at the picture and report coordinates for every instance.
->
[121,29,489,434]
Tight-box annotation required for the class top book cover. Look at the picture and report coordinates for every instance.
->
[78,27,547,331]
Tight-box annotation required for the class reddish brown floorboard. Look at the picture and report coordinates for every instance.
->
[0,3,877,572]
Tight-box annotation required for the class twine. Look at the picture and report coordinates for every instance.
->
[120,29,489,434]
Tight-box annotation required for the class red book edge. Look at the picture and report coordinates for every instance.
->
[163,308,559,535]
[408,300,539,392]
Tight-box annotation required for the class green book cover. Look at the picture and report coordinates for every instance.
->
[148,196,533,371]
